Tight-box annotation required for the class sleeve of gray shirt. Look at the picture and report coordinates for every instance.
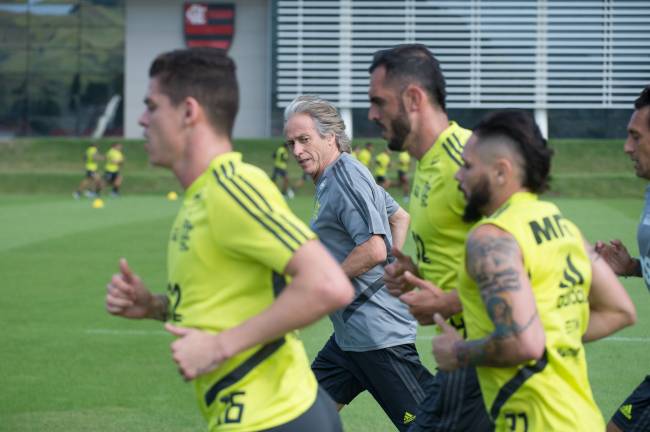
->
[334,176,389,247]
[383,188,399,217]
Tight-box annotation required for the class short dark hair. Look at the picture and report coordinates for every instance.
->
[473,110,553,194]
[634,86,650,110]
[369,44,447,111]
[149,48,239,137]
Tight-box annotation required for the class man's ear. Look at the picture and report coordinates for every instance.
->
[402,84,425,112]
[183,96,202,126]
[493,157,514,186]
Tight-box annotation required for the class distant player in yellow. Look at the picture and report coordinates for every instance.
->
[103,142,125,197]
[105,48,353,432]
[373,147,391,188]
[396,151,410,201]
[431,110,636,431]
[271,142,293,198]
[73,142,103,198]
[357,142,373,168]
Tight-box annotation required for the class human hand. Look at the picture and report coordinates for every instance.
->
[105,258,153,319]
[594,239,638,277]
[384,247,417,296]
[398,272,451,325]
[165,324,229,381]
[432,313,463,372]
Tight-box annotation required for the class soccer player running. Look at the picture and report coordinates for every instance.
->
[371,44,490,431]
[105,48,354,432]
[271,142,293,198]
[595,85,650,432]
[374,146,392,189]
[103,142,124,197]
[432,109,637,431]
[73,142,103,198]
[284,95,434,431]
[357,142,373,168]
[396,151,411,202]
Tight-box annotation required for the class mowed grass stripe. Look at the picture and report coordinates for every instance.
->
[0,195,181,253]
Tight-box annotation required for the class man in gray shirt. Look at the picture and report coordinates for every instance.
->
[284,95,435,431]
[596,85,650,432]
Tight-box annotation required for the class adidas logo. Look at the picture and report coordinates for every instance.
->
[403,411,416,424]
[620,404,633,420]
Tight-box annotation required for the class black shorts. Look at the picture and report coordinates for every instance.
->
[375,175,387,184]
[611,375,650,431]
[397,170,408,182]
[263,387,342,432]
[312,334,435,432]
[104,172,119,184]
[272,167,288,180]
[85,170,98,179]
[408,366,493,432]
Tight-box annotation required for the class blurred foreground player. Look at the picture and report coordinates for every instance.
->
[433,110,636,431]
[595,85,650,432]
[105,48,353,432]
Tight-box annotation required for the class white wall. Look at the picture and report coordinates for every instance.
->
[124,0,270,139]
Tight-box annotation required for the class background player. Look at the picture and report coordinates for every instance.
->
[432,109,637,431]
[103,142,125,197]
[73,142,103,198]
[284,95,434,431]
[357,142,373,168]
[373,146,391,189]
[271,141,293,198]
[370,44,489,431]
[105,48,353,432]
[595,85,650,432]
[396,151,411,202]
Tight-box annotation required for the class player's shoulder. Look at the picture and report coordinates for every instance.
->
[328,154,375,191]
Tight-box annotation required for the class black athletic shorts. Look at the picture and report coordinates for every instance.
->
[312,334,435,431]
[397,170,407,182]
[272,167,288,180]
[408,366,493,432]
[263,386,342,432]
[611,375,650,431]
[375,175,387,184]
[104,172,119,184]
[85,170,98,178]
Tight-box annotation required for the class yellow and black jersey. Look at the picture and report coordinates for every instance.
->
[409,122,473,334]
[273,145,288,170]
[85,146,99,172]
[458,192,604,431]
[167,152,318,431]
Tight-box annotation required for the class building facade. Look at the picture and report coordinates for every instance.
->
[1,0,648,139]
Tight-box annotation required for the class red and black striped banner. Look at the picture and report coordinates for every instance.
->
[184,3,235,51]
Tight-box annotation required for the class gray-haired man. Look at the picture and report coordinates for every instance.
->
[284,95,435,431]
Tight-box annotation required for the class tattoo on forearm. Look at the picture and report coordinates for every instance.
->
[458,233,539,366]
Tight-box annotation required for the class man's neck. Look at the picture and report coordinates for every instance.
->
[173,128,233,189]
[313,149,342,183]
[411,109,450,161]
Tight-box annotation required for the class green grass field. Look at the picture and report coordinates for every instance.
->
[1,192,649,431]
[1,137,649,430]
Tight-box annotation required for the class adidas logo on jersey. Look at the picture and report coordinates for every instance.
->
[620,404,633,420]
[403,411,416,424]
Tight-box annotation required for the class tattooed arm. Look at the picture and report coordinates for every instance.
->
[583,241,636,342]
[433,224,545,371]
